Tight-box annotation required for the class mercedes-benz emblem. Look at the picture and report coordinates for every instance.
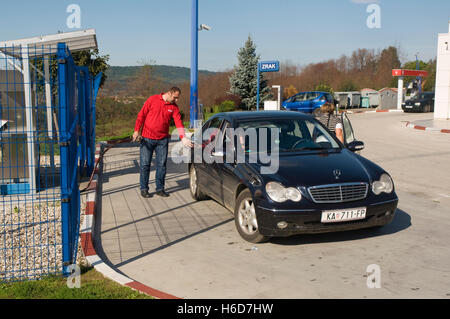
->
[333,169,341,179]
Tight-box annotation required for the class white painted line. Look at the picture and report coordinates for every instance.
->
[87,192,96,203]
[96,263,134,285]
[86,254,101,265]
[80,215,94,233]
[85,255,134,285]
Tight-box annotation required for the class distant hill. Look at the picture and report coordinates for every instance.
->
[105,65,216,85]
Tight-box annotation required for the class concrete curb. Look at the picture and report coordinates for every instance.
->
[345,109,404,114]
[405,121,450,134]
[80,142,181,299]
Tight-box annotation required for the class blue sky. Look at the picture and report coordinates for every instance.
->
[0,0,449,71]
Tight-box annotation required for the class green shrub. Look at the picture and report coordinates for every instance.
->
[220,100,235,112]
[212,104,221,113]
[210,100,236,113]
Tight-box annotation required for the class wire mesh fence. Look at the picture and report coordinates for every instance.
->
[0,43,96,281]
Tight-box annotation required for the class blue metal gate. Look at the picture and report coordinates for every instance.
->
[0,42,97,281]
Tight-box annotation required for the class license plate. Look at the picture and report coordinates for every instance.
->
[321,207,367,223]
[405,105,413,108]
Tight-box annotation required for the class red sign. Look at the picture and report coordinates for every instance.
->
[392,69,428,77]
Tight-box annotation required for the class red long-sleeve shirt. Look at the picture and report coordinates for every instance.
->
[134,94,185,140]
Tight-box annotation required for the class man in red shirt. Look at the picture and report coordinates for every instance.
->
[133,87,193,198]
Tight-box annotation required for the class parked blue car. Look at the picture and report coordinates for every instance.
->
[282,91,335,113]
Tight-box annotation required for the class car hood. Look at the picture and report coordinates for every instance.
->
[246,149,375,187]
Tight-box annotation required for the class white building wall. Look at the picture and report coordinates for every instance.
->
[434,22,450,120]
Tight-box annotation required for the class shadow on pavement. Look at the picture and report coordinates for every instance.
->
[94,145,234,272]
[271,208,411,246]
[113,217,234,268]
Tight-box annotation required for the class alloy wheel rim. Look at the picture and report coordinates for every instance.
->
[238,198,258,235]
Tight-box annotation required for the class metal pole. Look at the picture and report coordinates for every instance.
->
[256,63,260,111]
[416,54,422,94]
[44,55,55,171]
[190,0,198,128]
[272,85,281,110]
[44,56,53,139]
[22,46,36,195]
[397,76,404,110]
[58,43,70,276]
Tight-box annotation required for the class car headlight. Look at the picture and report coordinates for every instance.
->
[266,182,302,202]
[415,102,421,106]
[372,173,394,195]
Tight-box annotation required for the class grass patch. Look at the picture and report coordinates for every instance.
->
[96,129,135,142]
[0,265,154,299]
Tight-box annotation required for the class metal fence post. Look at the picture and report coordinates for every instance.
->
[78,68,86,174]
[57,43,71,275]
[83,67,93,176]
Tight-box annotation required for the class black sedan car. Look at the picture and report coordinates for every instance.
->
[188,111,398,243]
[402,92,435,113]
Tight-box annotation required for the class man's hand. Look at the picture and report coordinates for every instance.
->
[182,137,193,148]
[132,131,141,143]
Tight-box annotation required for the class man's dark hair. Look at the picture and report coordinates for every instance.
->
[168,87,181,94]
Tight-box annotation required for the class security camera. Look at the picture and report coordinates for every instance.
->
[199,24,211,31]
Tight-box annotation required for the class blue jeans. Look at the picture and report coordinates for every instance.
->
[139,137,169,192]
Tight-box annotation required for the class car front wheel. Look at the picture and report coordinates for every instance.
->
[189,164,207,201]
[234,189,269,243]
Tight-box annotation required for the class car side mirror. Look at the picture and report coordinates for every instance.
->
[347,140,364,152]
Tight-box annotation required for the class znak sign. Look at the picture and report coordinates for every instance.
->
[259,61,280,72]
[256,60,280,111]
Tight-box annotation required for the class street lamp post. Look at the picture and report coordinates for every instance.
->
[416,53,422,94]
[190,0,199,129]
[190,0,210,128]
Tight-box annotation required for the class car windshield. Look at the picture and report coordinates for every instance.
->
[235,118,341,153]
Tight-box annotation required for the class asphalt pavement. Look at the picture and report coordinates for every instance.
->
[94,111,450,299]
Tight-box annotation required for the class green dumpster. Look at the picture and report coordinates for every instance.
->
[361,97,370,108]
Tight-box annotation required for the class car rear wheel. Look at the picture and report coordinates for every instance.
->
[189,164,207,201]
[234,189,269,243]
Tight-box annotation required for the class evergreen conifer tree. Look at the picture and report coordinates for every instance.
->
[229,36,272,109]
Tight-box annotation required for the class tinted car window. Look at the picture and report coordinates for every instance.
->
[293,93,305,102]
[237,118,340,153]
[219,120,232,146]
[342,114,355,145]
[203,117,223,145]
[305,92,319,100]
